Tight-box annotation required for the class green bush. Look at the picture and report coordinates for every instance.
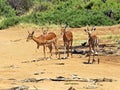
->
[0,0,120,29]
[0,0,15,17]
[114,9,120,23]
[0,17,20,29]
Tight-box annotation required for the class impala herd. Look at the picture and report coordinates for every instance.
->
[27,25,100,64]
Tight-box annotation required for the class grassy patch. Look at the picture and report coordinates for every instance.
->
[101,34,120,44]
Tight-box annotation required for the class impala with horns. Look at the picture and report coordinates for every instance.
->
[84,26,100,64]
[26,30,60,59]
[61,24,73,58]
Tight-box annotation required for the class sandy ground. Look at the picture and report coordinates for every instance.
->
[0,25,120,90]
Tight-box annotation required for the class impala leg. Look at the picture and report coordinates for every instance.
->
[37,44,39,49]
[57,47,60,59]
[96,52,100,64]
[88,48,90,64]
[92,53,95,64]
[48,44,52,59]
[98,58,100,64]
[53,42,60,59]
[55,45,60,59]
[43,45,46,60]
[92,47,96,64]
[88,44,92,64]
[35,44,39,53]
[45,44,48,60]
[65,42,70,58]
[63,44,67,58]
[67,44,69,58]
[96,45,100,64]
[88,52,91,64]
[70,40,73,58]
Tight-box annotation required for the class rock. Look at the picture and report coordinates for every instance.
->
[8,85,29,90]
[55,63,65,65]
[73,49,86,55]
[21,78,46,83]
[34,72,39,75]
[22,78,38,82]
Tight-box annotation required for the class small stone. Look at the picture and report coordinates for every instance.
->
[34,72,39,75]
[9,85,29,90]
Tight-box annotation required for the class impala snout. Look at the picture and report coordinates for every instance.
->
[26,36,30,42]
[26,34,33,42]
[26,37,32,42]
[26,38,29,42]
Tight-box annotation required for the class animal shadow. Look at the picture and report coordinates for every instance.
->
[83,62,91,64]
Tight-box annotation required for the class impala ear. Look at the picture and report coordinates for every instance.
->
[65,23,68,29]
[32,31,34,35]
[84,29,87,32]
[93,27,96,31]
[91,26,96,31]
[87,25,89,31]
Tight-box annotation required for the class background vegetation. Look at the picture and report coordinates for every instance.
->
[0,0,120,29]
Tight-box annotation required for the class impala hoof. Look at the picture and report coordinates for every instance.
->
[61,57,68,60]
[92,59,96,64]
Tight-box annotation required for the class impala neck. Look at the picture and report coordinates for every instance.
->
[32,36,40,44]
[88,32,92,39]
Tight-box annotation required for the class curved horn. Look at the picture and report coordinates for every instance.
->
[41,27,44,32]
[32,31,34,35]
[87,25,89,31]
[91,26,96,31]
[47,27,49,31]
[64,23,68,29]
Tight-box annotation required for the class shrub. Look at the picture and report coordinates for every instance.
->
[0,17,20,29]
[0,0,120,29]
[0,0,15,17]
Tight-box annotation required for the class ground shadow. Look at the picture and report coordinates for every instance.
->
[83,62,91,64]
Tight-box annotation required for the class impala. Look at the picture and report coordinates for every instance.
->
[26,31,60,59]
[84,26,100,64]
[61,25,73,58]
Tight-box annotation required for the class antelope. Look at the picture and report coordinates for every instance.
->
[61,25,73,58]
[84,26,100,64]
[26,31,60,59]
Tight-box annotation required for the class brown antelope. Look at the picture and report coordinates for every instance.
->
[84,26,100,64]
[26,31,60,59]
[61,25,73,58]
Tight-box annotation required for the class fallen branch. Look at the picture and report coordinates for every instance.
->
[50,77,115,82]
[21,76,116,83]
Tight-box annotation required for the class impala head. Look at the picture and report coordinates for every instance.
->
[42,27,48,35]
[84,26,96,36]
[26,31,34,42]
[60,24,68,35]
